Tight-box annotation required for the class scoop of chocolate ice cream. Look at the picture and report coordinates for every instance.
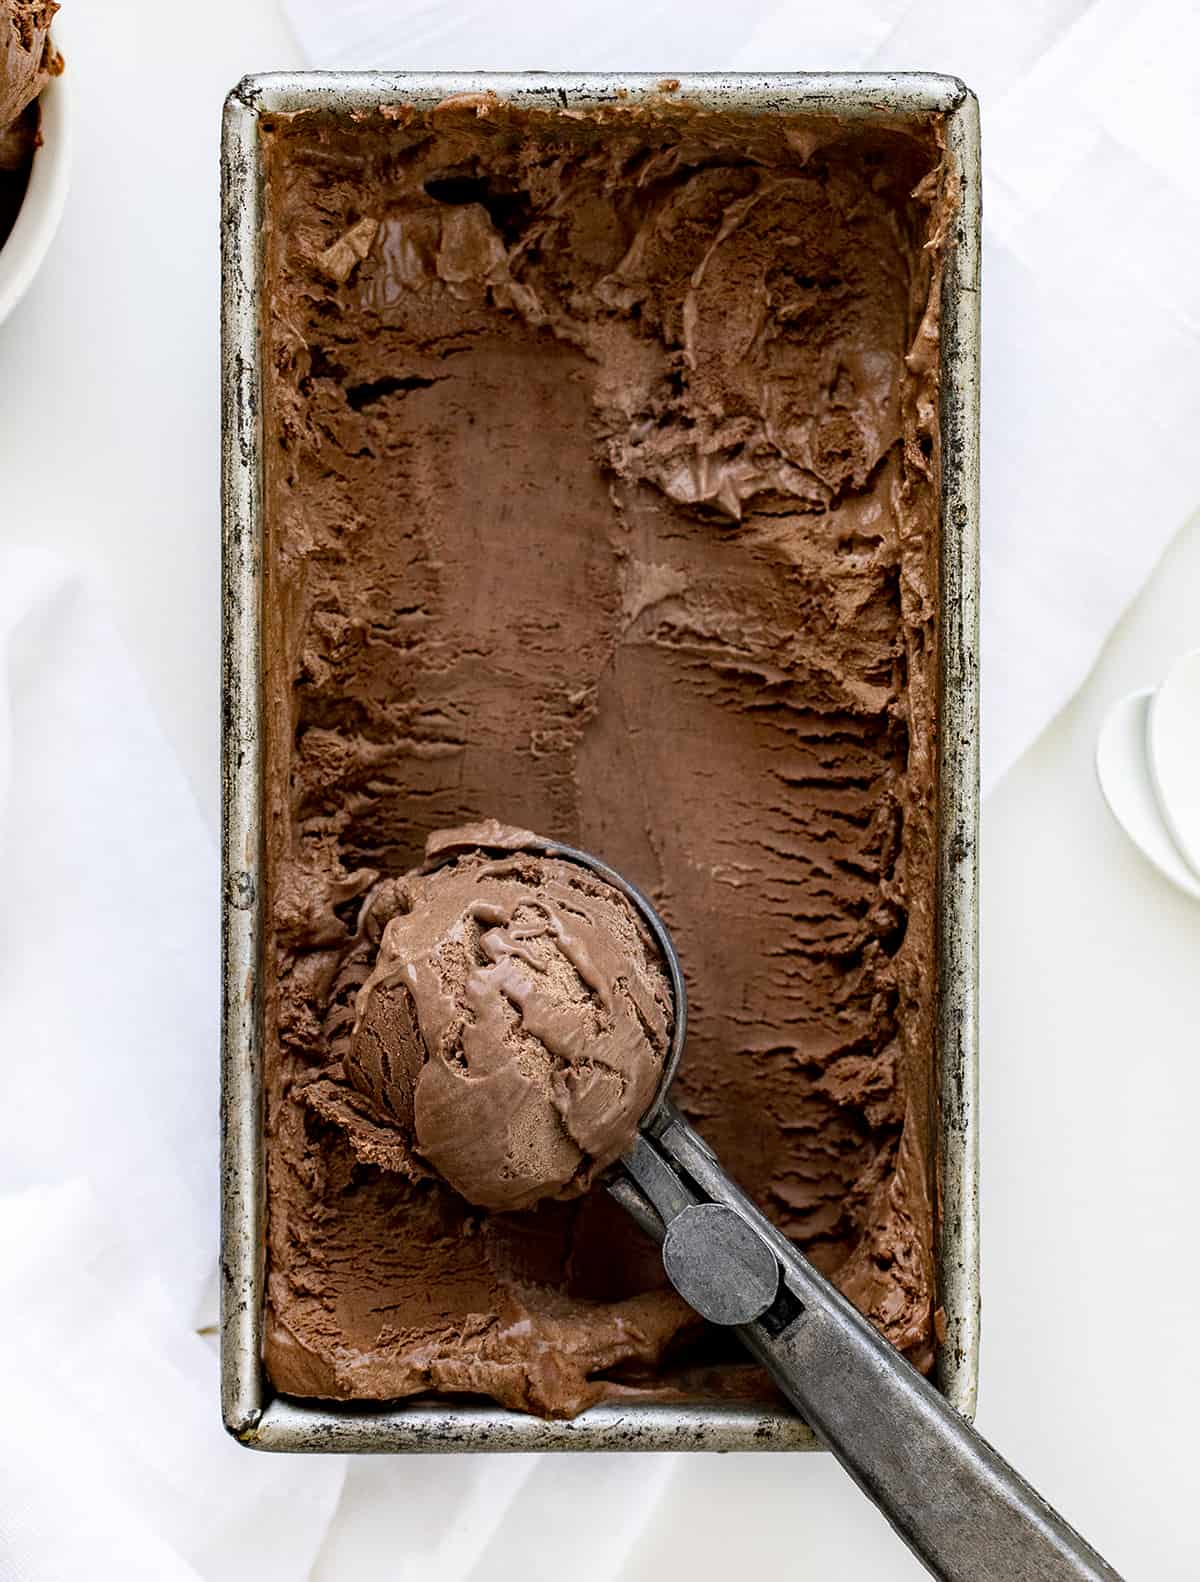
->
[307,822,673,1211]
[1,2,60,129]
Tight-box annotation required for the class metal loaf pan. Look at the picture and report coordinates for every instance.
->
[221,71,980,1454]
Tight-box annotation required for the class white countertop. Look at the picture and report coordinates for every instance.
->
[2,2,1196,1576]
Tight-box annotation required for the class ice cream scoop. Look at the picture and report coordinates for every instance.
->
[395,826,1120,1582]
[339,823,671,1210]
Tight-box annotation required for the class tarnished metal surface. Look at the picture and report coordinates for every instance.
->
[612,1111,1120,1580]
[243,1398,822,1454]
[221,71,981,1454]
[933,90,982,1421]
[220,85,267,1441]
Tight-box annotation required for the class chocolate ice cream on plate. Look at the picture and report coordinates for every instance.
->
[0,1,60,249]
[0,0,67,327]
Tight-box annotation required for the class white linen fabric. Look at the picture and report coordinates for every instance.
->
[0,550,345,1581]
[281,0,1200,791]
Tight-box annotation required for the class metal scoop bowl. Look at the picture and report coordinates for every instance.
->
[507,835,1121,1582]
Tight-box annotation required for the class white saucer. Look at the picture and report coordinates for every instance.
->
[1148,649,1200,883]
[1096,688,1200,901]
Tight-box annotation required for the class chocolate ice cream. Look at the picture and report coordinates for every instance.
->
[304,822,672,1211]
[0,2,61,247]
[0,0,57,126]
[260,96,949,1416]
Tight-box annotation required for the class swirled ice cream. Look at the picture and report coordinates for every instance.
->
[259,94,949,1416]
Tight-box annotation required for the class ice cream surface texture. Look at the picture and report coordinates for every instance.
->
[0,1,61,246]
[0,0,58,127]
[260,94,950,1416]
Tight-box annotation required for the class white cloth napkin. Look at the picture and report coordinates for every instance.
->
[0,549,344,1582]
[0,549,681,1582]
[280,0,1200,792]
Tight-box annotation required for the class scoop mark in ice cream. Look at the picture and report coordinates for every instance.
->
[304,823,672,1211]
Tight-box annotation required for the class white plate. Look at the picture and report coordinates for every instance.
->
[1096,688,1200,901]
[1148,649,1200,883]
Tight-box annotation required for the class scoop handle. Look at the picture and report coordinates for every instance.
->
[632,1110,1123,1582]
